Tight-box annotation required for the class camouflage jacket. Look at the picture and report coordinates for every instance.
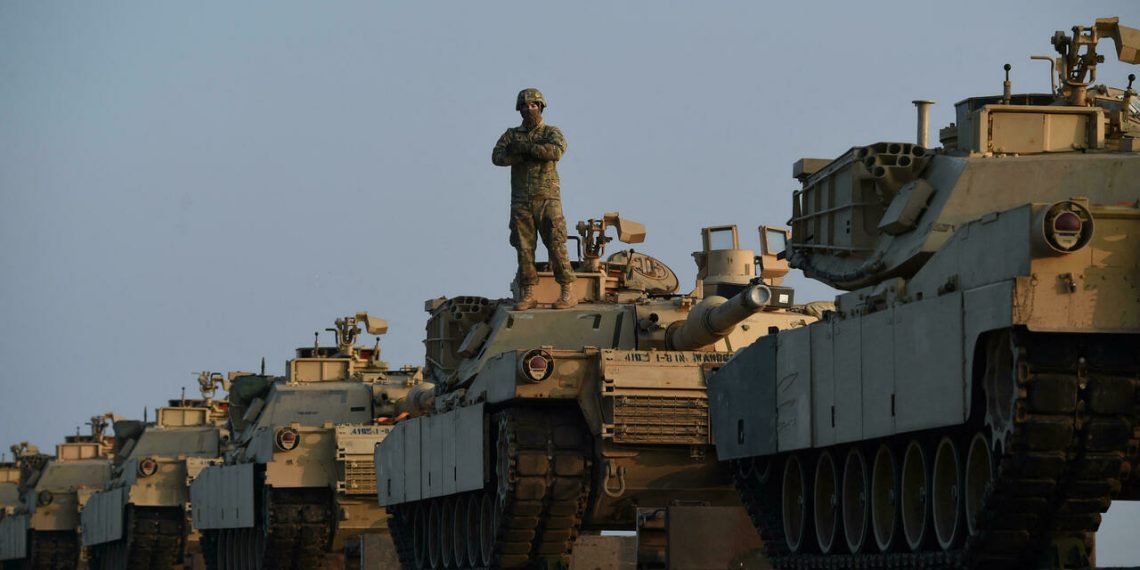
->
[492,123,566,202]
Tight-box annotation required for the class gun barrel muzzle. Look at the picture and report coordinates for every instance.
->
[666,285,771,350]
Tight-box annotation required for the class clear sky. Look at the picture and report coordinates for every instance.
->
[1,1,1138,564]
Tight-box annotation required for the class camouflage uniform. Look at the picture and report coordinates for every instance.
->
[492,101,576,287]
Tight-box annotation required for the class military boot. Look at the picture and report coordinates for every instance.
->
[514,285,537,310]
[552,284,577,309]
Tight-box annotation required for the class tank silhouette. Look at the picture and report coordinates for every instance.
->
[375,213,822,569]
[81,373,231,570]
[708,18,1140,569]
[189,313,423,570]
[0,422,114,570]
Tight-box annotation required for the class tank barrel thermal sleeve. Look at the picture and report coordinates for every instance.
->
[666,285,772,350]
[395,383,436,417]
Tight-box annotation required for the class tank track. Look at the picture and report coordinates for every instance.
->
[261,488,333,570]
[202,487,333,570]
[13,531,78,570]
[493,408,592,568]
[732,330,1138,570]
[90,506,185,570]
[388,504,415,569]
[388,406,593,570]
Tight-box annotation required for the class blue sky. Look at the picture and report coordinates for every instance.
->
[1,1,1137,563]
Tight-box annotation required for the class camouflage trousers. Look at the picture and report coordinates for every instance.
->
[509,199,576,286]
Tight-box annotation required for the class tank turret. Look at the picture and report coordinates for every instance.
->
[788,17,1140,292]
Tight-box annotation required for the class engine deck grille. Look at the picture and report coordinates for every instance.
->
[609,395,709,445]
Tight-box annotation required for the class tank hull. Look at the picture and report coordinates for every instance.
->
[377,347,765,568]
[190,424,395,569]
[710,201,1140,567]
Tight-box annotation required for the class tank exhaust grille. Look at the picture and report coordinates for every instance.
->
[341,460,378,496]
[609,396,709,445]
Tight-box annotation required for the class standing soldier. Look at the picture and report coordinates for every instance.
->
[492,88,577,310]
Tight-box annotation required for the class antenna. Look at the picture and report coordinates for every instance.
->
[144,406,148,423]
[260,357,266,375]
[1001,64,1012,104]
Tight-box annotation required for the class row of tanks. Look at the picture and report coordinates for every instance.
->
[1,423,114,569]
[0,17,1136,570]
[373,17,1140,570]
[0,313,426,570]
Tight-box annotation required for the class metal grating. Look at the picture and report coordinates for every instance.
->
[340,459,377,496]
[611,396,709,445]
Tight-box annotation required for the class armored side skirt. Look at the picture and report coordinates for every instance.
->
[712,202,1140,460]
[80,486,128,546]
[711,291,974,460]
[189,463,256,530]
[375,403,485,507]
[0,513,29,561]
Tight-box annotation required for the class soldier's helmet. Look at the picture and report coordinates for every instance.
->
[515,88,546,111]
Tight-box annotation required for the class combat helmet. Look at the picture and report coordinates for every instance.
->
[516,88,546,111]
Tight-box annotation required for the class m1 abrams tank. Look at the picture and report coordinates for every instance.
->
[375,214,823,569]
[189,313,423,570]
[709,18,1140,569]
[0,422,114,570]
[82,373,231,570]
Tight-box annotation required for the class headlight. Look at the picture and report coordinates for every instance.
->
[1035,201,1094,255]
[275,428,300,451]
[37,490,53,506]
[518,349,554,383]
[138,458,159,477]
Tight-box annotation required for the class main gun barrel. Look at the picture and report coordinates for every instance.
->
[666,285,771,350]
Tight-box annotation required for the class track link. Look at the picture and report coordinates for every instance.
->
[262,488,333,570]
[732,331,1137,569]
[23,531,78,570]
[493,408,592,568]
